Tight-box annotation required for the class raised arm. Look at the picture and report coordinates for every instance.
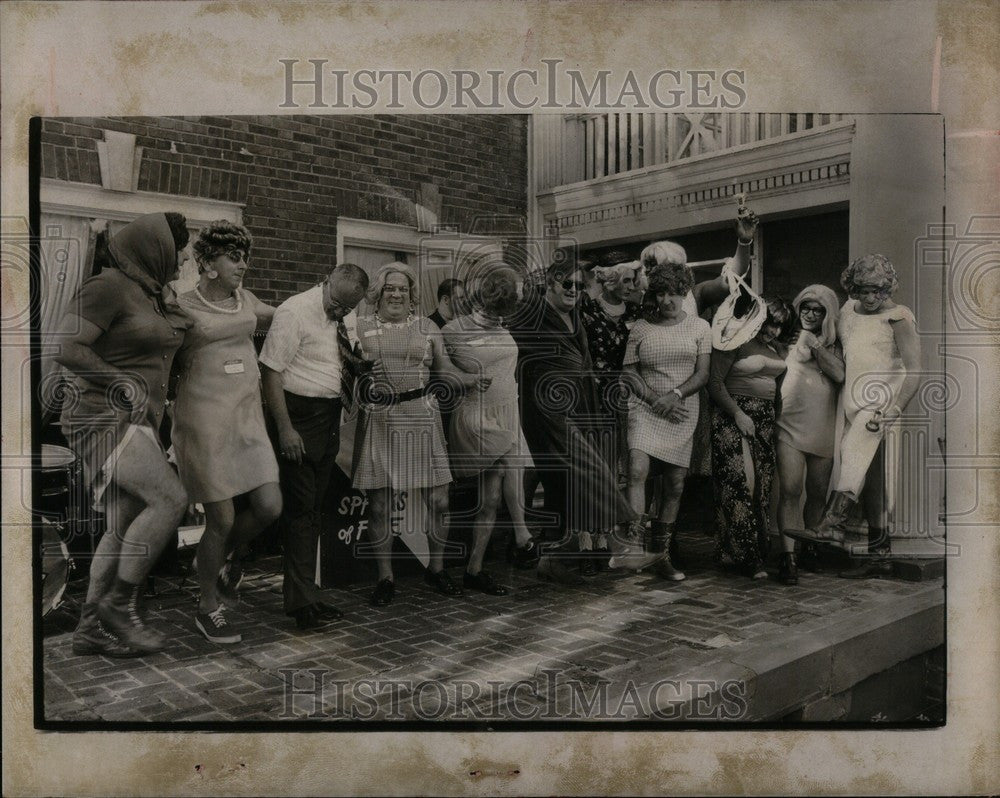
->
[692,209,759,311]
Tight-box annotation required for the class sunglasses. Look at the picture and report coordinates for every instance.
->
[799,305,826,316]
[560,280,585,292]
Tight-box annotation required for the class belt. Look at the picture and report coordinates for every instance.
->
[359,381,429,407]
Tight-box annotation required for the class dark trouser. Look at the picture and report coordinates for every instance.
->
[279,392,342,615]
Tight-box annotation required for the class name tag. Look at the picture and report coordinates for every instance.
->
[363,328,382,338]
[465,337,488,346]
[224,359,245,374]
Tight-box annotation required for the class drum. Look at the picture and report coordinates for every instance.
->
[38,443,79,523]
[41,519,72,617]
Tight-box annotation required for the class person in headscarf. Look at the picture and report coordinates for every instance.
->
[774,284,844,584]
[56,212,193,656]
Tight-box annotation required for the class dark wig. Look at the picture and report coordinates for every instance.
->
[193,219,253,268]
[640,261,695,321]
[764,295,796,343]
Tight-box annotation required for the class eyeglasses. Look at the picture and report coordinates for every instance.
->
[226,250,249,264]
[382,285,411,295]
[560,280,585,292]
[799,305,826,316]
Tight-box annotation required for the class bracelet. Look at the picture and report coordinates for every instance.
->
[670,388,683,400]
[738,237,754,247]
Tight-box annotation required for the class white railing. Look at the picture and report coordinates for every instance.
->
[537,113,852,188]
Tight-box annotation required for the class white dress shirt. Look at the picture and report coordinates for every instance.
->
[259,284,359,398]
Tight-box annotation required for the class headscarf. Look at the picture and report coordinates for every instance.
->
[792,284,840,347]
[108,213,191,331]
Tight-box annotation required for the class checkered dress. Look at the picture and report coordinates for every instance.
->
[624,315,712,467]
[351,316,452,490]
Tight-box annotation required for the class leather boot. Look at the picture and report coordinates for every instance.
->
[97,580,167,655]
[839,527,894,579]
[650,521,686,581]
[608,516,667,572]
[72,602,141,658]
[786,491,855,548]
[777,551,799,585]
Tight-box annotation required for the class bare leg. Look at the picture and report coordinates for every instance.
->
[803,454,835,530]
[467,468,503,575]
[657,465,687,523]
[369,487,393,582]
[626,448,651,516]
[109,430,188,585]
[197,499,234,613]
[426,484,450,573]
[226,482,283,555]
[499,454,532,548]
[776,440,806,553]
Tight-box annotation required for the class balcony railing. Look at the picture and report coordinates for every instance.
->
[534,112,852,190]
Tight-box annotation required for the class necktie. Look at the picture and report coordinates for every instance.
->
[336,320,359,413]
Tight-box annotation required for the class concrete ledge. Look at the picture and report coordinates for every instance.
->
[644,582,944,721]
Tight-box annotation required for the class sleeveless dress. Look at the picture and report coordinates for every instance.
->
[776,333,841,458]
[624,314,712,467]
[172,288,279,503]
[833,301,915,503]
[441,315,532,479]
[352,315,451,490]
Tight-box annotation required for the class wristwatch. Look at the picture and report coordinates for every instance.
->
[670,388,683,400]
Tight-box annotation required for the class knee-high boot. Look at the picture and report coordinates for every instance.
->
[785,491,855,548]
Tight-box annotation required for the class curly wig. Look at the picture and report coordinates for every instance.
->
[469,266,520,318]
[640,240,688,270]
[193,220,252,271]
[841,253,898,299]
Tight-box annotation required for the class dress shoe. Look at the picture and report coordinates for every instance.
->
[292,605,329,631]
[311,601,344,620]
[463,570,509,595]
[838,555,894,579]
[536,555,584,586]
[777,552,799,585]
[507,539,541,569]
[424,568,463,596]
[370,578,395,607]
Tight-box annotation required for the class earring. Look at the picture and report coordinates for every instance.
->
[206,269,218,279]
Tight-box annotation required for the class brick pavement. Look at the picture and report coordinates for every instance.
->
[41,531,944,724]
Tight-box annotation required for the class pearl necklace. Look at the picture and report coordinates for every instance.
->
[194,285,242,314]
[374,311,414,328]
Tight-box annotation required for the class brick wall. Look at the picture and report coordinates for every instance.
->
[40,115,528,304]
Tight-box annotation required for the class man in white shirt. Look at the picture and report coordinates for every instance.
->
[260,262,369,631]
